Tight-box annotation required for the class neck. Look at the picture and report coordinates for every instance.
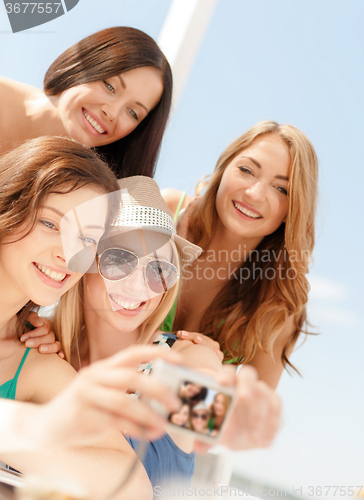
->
[206,219,263,265]
[79,308,140,369]
[0,267,29,341]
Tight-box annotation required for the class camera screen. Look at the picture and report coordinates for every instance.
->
[167,381,232,438]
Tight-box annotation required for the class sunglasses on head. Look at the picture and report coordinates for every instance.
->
[97,248,179,294]
[192,412,208,420]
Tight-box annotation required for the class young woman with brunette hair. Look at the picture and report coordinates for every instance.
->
[0,137,183,499]
[163,120,318,388]
[1,26,172,177]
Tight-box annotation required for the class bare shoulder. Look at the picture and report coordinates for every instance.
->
[0,76,38,96]
[275,314,296,346]
[0,77,38,154]
[161,188,194,217]
[17,348,76,404]
[0,77,33,106]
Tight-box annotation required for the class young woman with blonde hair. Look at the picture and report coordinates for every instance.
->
[163,120,318,388]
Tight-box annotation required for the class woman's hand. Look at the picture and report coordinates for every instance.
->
[21,311,64,358]
[35,345,183,451]
[175,196,201,239]
[193,365,281,453]
[176,330,223,361]
[218,365,282,450]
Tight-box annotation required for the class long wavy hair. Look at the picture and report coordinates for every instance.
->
[53,243,181,363]
[0,136,119,338]
[44,27,172,179]
[189,121,318,371]
[209,393,231,425]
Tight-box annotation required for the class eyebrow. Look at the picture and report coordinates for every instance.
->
[81,225,105,230]
[42,206,104,230]
[43,206,65,218]
[117,75,126,89]
[239,156,289,181]
[117,75,149,114]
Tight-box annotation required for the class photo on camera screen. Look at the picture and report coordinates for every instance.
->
[167,381,232,438]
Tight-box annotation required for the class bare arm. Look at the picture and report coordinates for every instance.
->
[175,315,297,389]
[247,315,297,389]
[0,347,183,499]
[172,340,222,377]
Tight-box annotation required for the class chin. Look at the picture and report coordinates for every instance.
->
[30,296,57,307]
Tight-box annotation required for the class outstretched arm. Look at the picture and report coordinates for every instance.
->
[0,346,182,499]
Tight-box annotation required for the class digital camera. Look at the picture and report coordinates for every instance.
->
[150,359,234,444]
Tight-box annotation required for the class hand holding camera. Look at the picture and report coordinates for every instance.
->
[149,360,281,450]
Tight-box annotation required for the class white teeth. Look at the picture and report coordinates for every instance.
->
[233,201,262,219]
[35,264,66,282]
[111,295,142,310]
[83,109,106,134]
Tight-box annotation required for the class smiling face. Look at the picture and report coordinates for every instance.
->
[213,394,227,417]
[83,230,176,335]
[0,187,107,308]
[57,66,164,147]
[191,409,209,432]
[170,404,190,427]
[215,135,290,245]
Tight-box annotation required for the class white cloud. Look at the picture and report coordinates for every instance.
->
[308,275,347,302]
[307,275,359,327]
[308,304,359,327]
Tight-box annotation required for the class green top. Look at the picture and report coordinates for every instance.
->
[0,347,30,400]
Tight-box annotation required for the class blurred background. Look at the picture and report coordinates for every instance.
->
[0,1,363,498]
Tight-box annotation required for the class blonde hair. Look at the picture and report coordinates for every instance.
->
[189,121,318,371]
[53,241,181,362]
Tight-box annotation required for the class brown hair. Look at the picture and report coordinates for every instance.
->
[0,136,119,337]
[44,27,172,179]
[189,121,318,372]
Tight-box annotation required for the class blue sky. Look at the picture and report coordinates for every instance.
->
[0,0,363,495]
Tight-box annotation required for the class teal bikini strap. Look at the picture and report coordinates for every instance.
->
[174,192,186,222]
[13,348,31,383]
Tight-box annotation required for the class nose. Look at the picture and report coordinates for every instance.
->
[101,100,122,123]
[52,238,66,263]
[122,266,148,295]
[245,180,266,202]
